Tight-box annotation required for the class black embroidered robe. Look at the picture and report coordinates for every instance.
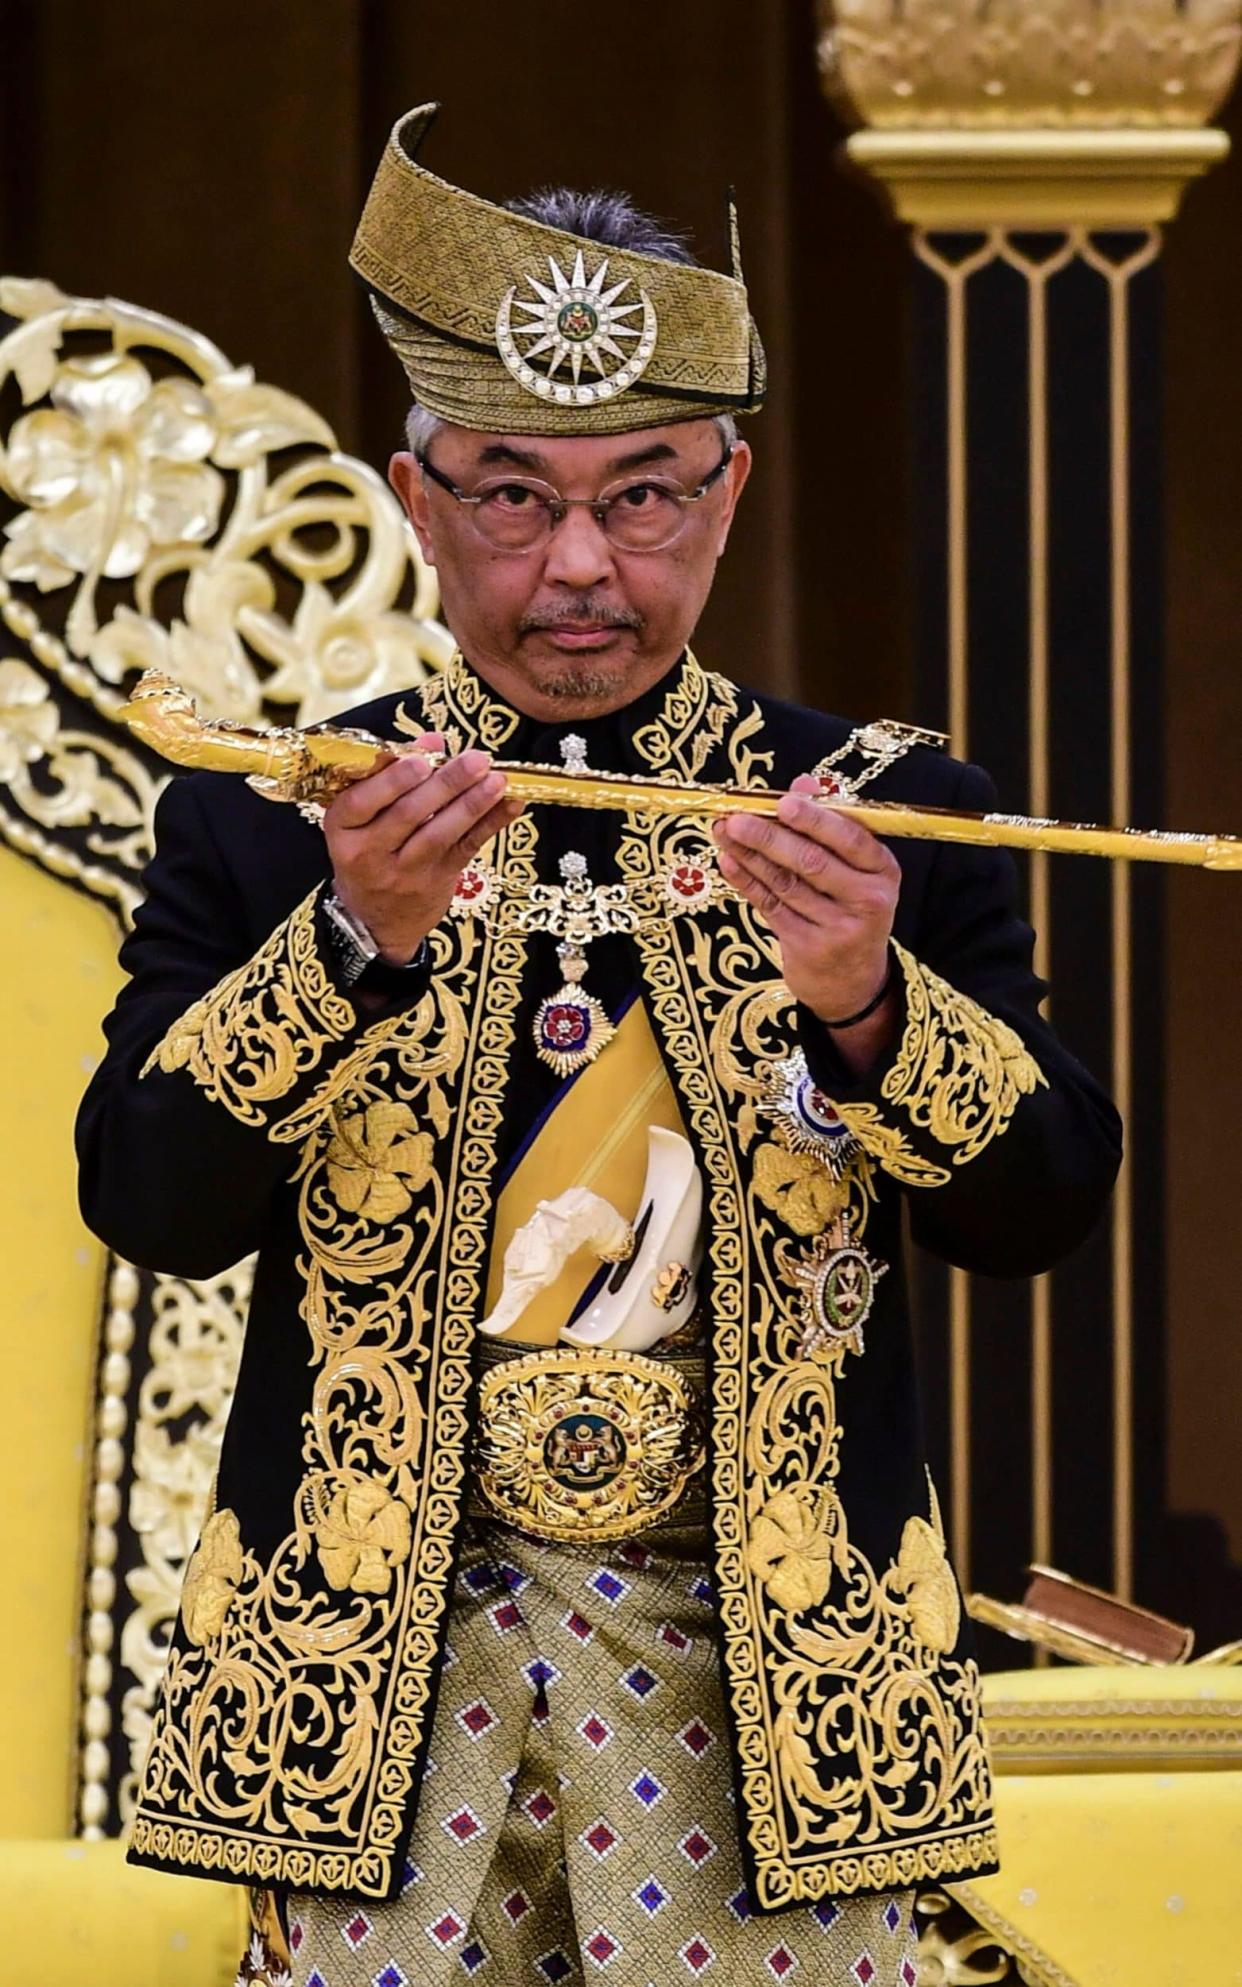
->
[76,652,1122,1910]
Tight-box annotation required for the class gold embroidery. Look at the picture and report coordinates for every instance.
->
[753,1141,848,1236]
[323,1100,435,1221]
[831,1104,953,1188]
[747,1485,843,1612]
[895,1521,961,1655]
[885,942,1047,1163]
[617,795,995,1908]
[416,647,520,752]
[313,1479,413,1595]
[180,1509,244,1645]
[130,814,536,1896]
[141,888,355,1127]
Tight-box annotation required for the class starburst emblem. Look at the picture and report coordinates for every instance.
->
[496,249,658,407]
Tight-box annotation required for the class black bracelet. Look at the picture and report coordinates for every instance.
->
[820,956,896,1031]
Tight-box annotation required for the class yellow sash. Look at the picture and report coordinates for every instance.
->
[484,1001,687,1346]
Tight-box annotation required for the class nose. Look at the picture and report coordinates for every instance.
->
[540,501,617,590]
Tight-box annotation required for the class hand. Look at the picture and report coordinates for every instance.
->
[323,734,523,964]
[712,775,901,1060]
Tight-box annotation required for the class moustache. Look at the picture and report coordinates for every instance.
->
[518,602,643,635]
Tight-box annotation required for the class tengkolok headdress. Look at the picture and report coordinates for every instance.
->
[350,104,766,436]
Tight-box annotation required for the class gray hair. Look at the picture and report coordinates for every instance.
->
[403,184,740,459]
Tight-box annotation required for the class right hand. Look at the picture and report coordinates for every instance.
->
[324,734,523,963]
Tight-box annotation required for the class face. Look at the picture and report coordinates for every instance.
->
[389,417,751,721]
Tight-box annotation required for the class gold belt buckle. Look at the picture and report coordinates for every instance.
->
[474,1345,705,1543]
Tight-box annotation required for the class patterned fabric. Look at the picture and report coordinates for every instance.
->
[283,1518,918,1987]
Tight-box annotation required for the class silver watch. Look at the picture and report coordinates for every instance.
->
[322,890,381,987]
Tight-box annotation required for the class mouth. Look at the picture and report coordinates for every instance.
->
[536,625,629,653]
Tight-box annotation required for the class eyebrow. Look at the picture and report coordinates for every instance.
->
[472,439,684,475]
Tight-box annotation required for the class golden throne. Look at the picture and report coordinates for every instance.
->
[1,276,1239,1987]
[0,276,449,1985]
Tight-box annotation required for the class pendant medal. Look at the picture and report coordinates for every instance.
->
[534,944,615,1076]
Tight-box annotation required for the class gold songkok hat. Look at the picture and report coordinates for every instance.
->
[350,103,766,437]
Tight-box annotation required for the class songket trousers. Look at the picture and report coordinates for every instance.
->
[266,1515,919,1987]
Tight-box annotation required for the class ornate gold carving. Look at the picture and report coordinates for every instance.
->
[77,1257,138,1839]
[0,655,160,926]
[0,276,449,731]
[820,0,1242,131]
[912,1889,1025,1985]
[819,4,1242,224]
[473,1345,706,1543]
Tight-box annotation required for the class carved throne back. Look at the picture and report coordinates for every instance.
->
[0,276,449,1845]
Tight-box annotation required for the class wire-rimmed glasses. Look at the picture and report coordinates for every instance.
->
[416,443,734,555]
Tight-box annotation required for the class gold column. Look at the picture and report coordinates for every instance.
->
[818,0,1240,1606]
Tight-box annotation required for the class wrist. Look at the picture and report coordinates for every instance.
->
[321,888,428,990]
[812,951,896,1032]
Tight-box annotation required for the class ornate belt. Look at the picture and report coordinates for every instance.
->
[470,1338,707,1543]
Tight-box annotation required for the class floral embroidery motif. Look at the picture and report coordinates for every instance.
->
[892,1481,960,1655]
[180,1508,245,1645]
[746,1486,842,1613]
[324,1100,435,1222]
[313,1479,413,1596]
[883,943,1047,1166]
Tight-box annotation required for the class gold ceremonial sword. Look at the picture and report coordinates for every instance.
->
[118,670,1242,870]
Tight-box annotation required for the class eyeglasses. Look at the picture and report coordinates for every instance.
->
[416,443,734,555]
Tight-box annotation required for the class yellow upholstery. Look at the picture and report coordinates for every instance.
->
[959,1770,1242,1987]
[0,846,241,1968]
[2,1840,247,1987]
[0,847,122,1831]
[982,1662,1242,1772]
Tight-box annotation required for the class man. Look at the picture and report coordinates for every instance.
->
[77,105,1121,1987]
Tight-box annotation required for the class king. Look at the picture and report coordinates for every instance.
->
[77,103,1122,1987]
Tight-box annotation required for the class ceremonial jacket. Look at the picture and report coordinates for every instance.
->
[76,651,1121,1912]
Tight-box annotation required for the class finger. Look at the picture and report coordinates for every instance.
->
[366,750,496,853]
[776,789,893,872]
[721,840,842,926]
[716,845,815,937]
[717,810,892,904]
[452,794,524,865]
[392,769,509,864]
[327,751,436,832]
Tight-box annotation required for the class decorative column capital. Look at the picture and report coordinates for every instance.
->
[819,0,1242,224]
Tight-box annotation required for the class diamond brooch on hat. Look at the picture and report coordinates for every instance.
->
[496,249,658,406]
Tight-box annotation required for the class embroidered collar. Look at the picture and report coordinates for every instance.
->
[403,647,717,772]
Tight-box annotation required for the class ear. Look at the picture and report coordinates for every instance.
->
[714,439,752,558]
[388,451,437,566]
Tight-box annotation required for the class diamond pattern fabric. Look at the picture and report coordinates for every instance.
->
[283,1518,916,1986]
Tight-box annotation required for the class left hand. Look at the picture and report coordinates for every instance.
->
[712,775,901,1026]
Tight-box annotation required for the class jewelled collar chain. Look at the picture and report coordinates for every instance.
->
[407,653,941,1074]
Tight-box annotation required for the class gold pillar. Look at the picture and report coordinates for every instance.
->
[817,1,1240,1611]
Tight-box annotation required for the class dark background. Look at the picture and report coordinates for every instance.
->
[3,0,1240,1624]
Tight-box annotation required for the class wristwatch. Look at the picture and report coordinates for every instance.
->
[321,889,427,991]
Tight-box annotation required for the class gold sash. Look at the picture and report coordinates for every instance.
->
[484,1000,687,1346]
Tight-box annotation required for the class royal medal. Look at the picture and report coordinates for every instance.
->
[761,1050,860,1180]
[787,1213,888,1360]
[533,941,615,1077]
